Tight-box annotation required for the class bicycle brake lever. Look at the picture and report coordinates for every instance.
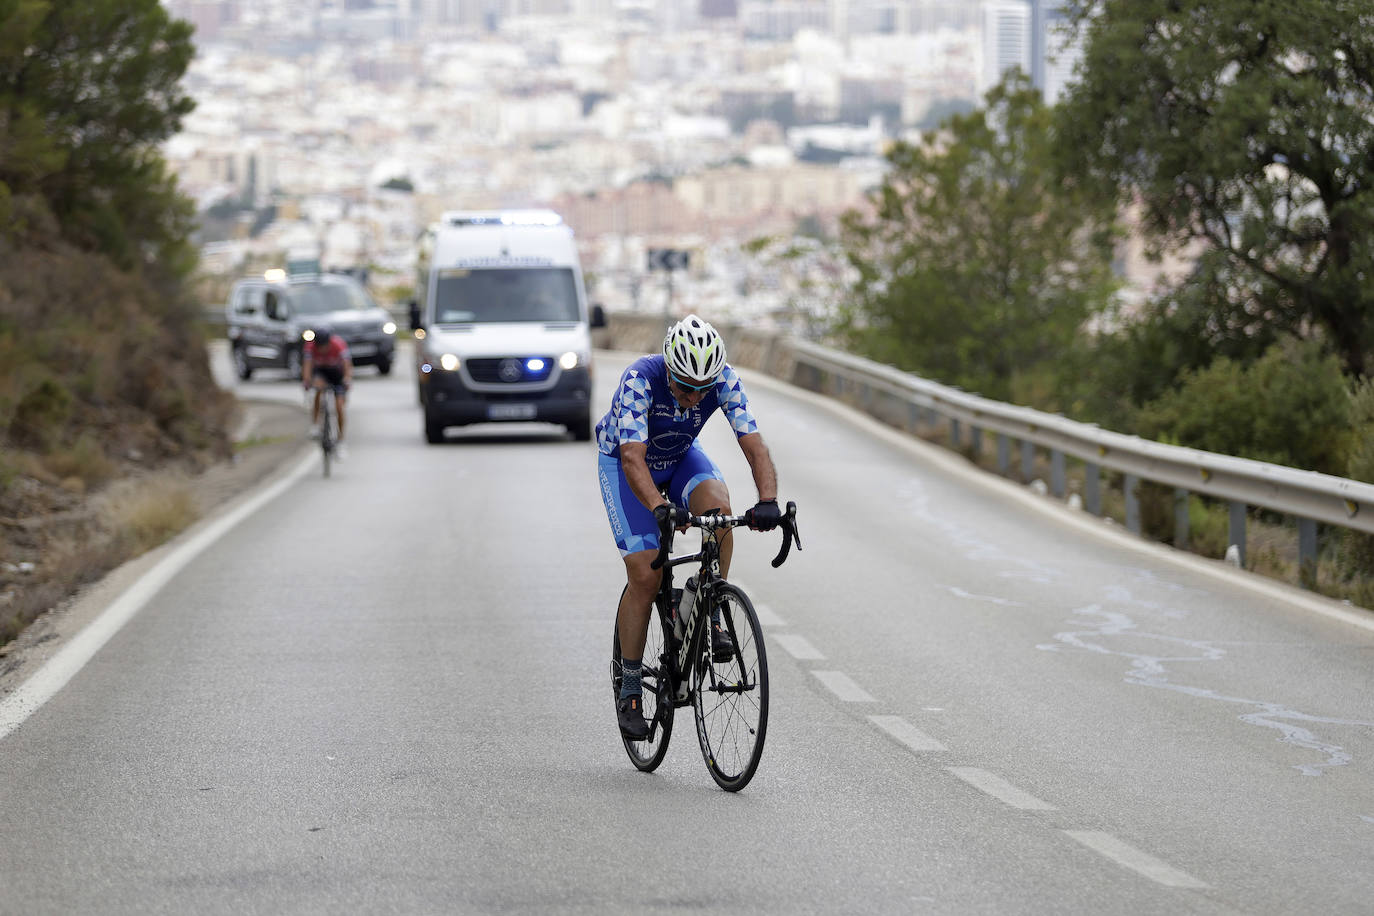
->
[769,501,801,568]
[650,510,674,571]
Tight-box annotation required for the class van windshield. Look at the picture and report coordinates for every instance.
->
[291,283,375,315]
[434,268,579,324]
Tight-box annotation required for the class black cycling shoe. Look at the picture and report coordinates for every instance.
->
[617,694,650,740]
[711,620,736,662]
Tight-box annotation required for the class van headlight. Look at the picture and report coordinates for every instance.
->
[439,353,460,371]
[382,321,397,335]
[559,350,587,370]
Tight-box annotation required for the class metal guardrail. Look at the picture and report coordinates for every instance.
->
[605,313,1374,585]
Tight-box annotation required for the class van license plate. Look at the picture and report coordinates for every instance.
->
[488,404,536,420]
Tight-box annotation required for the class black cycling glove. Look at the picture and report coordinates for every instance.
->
[745,498,781,531]
[653,502,691,526]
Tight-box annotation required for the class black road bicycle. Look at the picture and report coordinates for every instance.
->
[316,385,339,477]
[610,501,801,791]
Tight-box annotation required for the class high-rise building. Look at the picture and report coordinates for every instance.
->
[981,0,1030,95]
[1032,1,1082,104]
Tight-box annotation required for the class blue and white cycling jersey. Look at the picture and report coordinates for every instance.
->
[594,354,758,472]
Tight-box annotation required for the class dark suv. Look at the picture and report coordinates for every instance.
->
[225,272,397,380]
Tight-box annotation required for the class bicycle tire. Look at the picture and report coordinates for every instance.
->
[691,582,768,791]
[320,392,334,478]
[611,589,674,771]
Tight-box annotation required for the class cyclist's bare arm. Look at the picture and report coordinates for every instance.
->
[737,432,777,502]
[618,442,665,511]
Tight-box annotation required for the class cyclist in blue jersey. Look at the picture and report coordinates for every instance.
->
[597,314,781,740]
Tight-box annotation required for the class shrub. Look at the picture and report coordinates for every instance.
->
[1135,337,1351,475]
[7,377,72,450]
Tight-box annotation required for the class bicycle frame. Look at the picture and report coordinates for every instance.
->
[659,518,729,699]
[318,385,338,476]
[649,504,800,706]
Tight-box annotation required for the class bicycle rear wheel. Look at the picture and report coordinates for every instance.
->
[611,589,674,771]
[692,582,768,791]
[320,392,335,477]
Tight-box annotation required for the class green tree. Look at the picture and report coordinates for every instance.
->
[0,0,197,277]
[839,73,1119,402]
[1058,0,1374,378]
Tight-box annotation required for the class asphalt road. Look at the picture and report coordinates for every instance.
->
[1,341,1372,915]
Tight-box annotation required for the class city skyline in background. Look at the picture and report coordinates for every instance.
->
[165,0,1098,323]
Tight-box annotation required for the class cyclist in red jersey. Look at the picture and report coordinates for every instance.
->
[303,327,354,459]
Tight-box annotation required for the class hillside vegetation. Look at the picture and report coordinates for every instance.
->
[1,2,234,646]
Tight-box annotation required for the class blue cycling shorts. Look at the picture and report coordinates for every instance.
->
[597,442,725,557]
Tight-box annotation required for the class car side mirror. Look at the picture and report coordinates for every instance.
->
[408,299,422,332]
[590,303,607,329]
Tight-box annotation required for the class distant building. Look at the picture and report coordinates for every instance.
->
[981,0,1030,95]
[1033,1,1082,104]
[700,0,738,16]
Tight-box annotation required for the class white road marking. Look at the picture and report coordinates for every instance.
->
[752,603,786,627]
[1064,831,1208,888]
[947,767,1056,810]
[812,670,875,702]
[869,715,948,752]
[0,449,317,743]
[774,633,825,660]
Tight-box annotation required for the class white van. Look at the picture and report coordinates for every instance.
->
[409,209,604,444]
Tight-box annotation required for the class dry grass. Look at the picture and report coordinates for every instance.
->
[97,473,200,554]
[44,433,118,490]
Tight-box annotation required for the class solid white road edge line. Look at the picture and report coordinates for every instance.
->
[0,448,317,743]
[1064,830,1208,889]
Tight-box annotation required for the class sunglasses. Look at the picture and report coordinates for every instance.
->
[670,372,715,392]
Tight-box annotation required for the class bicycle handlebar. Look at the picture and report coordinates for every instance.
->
[650,501,802,571]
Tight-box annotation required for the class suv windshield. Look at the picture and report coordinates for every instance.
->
[291,282,374,315]
[434,268,579,324]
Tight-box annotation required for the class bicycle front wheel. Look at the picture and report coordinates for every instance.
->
[611,591,674,772]
[692,582,768,791]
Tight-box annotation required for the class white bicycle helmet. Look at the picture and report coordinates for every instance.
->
[663,314,727,384]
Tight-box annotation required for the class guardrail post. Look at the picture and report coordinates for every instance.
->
[996,434,1010,475]
[1085,463,1101,516]
[1229,502,1247,567]
[1174,488,1189,549]
[970,426,983,459]
[1297,519,1319,590]
[1051,450,1065,498]
[1125,473,1141,534]
[1021,440,1034,482]
[950,418,961,449]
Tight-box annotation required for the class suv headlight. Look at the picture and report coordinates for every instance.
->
[382,321,397,335]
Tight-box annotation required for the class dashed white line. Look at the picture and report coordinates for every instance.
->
[868,715,947,752]
[1064,831,1207,888]
[774,633,825,660]
[751,602,785,627]
[946,767,1056,811]
[811,670,875,702]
